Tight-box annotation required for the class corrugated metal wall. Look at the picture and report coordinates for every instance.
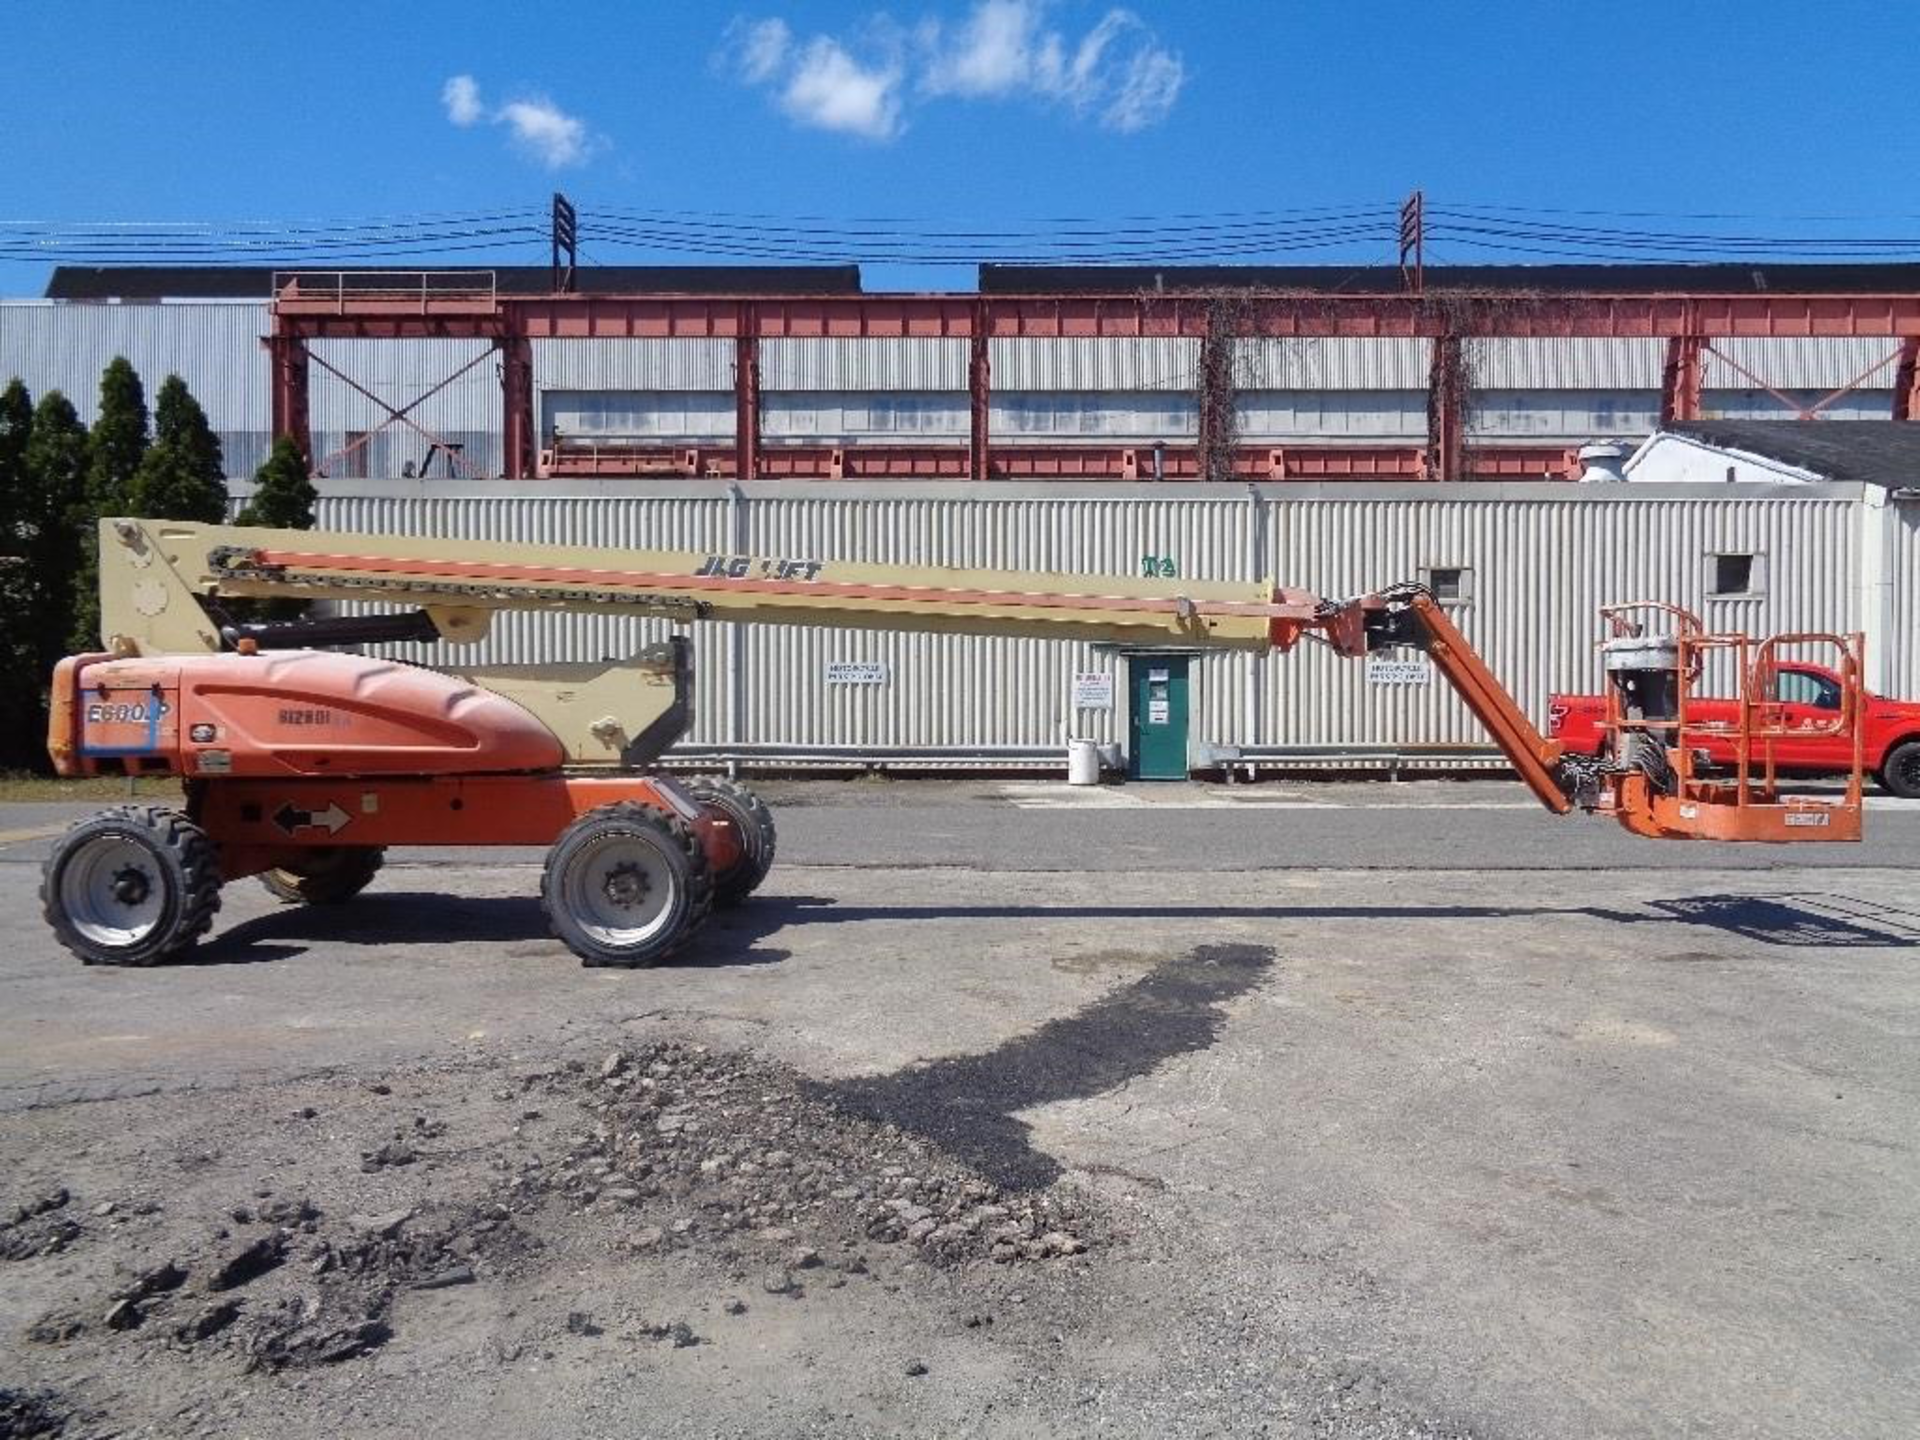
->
[306,481,1874,765]
[534,338,735,392]
[762,337,966,391]
[1262,492,1860,748]
[0,301,272,476]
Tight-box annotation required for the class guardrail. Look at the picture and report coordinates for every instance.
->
[271,270,498,315]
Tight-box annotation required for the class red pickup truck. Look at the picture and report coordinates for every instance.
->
[1547,664,1920,798]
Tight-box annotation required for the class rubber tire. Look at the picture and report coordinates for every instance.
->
[40,805,223,967]
[1876,740,1920,799]
[540,802,713,967]
[259,847,386,905]
[686,777,777,907]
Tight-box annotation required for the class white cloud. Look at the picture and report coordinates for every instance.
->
[726,3,1183,138]
[780,38,904,140]
[498,97,590,168]
[921,0,1040,97]
[734,17,792,82]
[1101,42,1183,133]
[442,74,484,127]
[440,75,595,170]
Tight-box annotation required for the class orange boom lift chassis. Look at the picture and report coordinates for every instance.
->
[40,519,1866,969]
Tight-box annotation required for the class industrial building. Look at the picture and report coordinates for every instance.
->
[3,262,1917,774]
[7,262,1918,485]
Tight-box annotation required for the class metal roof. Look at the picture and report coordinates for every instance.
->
[980,262,1920,295]
[43,265,864,301]
[1666,420,1920,487]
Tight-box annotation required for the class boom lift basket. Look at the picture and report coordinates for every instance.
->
[1593,603,1865,841]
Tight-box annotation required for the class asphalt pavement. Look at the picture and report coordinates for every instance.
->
[2,778,1916,1438]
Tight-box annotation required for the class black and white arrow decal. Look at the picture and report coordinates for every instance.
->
[272,802,351,836]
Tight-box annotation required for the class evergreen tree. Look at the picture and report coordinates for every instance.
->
[0,379,36,766]
[72,358,151,649]
[87,357,149,512]
[130,375,227,523]
[236,436,317,529]
[0,378,28,543]
[24,391,90,665]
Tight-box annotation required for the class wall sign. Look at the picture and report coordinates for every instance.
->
[825,661,889,685]
[1366,657,1433,686]
[1071,672,1115,709]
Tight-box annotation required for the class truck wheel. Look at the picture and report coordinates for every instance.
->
[41,806,222,966]
[1876,741,1920,799]
[541,803,712,967]
[686,777,777,907]
[260,847,386,905]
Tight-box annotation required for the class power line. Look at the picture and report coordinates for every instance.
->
[4,199,1919,271]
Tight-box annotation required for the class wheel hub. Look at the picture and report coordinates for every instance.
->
[602,860,651,909]
[111,866,151,906]
[58,832,169,949]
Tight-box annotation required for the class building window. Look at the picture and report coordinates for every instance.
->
[1421,565,1472,605]
[1708,552,1762,598]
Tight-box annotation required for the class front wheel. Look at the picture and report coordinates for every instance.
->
[41,806,223,966]
[541,803,712,967]
[1876,740,1920,799]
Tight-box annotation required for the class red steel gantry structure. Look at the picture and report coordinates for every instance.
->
[267,274,1920,485]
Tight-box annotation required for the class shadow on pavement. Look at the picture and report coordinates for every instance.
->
[724,893,1920,950]
[1642,893,1920,948]
[184,893,800,969]
[811,942,1275,1191]
[178,886,1919,968]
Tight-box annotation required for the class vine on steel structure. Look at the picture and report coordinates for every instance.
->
[266,263,1920,485]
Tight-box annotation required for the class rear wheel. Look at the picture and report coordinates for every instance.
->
[41,806,222,966]
[541,802,712,967]
[686,777,777,907]
[260,847,386,905]
[1876,740,1920,799]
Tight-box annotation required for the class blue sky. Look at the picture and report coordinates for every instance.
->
[4,0,1917,293]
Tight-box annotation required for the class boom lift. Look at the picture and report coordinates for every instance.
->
[40,518,1866,969]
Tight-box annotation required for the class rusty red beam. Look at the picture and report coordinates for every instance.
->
[265,334,311,464]
[1897,337,1920,422]
[274,291,1920,342]
[734,322,760,482]
[500,335,535,479]
[1661,335,1706,424]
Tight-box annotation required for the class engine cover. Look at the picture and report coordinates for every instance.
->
[57,651,568,779]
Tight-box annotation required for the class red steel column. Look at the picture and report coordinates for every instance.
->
[1894,336,1920,422]
[499,334,536,479]
[1426,333,1466,480]
[267,332,312,467]
[734,311,760,481]
[969,301,990,481]
[1661,335,1706,425]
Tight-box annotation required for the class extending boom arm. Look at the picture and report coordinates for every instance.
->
[92,517,1572,813]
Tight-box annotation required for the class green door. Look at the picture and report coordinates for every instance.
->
[1128,655,1190,780]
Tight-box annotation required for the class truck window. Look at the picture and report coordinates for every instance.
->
[1774,670,1841,709]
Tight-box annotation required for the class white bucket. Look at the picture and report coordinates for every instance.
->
[1066,738,1102,786]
